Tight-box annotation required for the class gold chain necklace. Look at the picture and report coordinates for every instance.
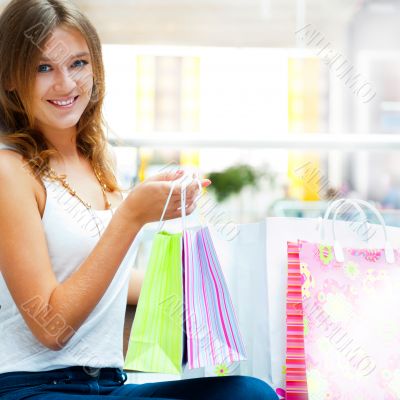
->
[43,164,113,236]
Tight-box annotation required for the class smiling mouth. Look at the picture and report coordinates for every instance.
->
[47,96,79,108]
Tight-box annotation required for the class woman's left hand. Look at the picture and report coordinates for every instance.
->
[144,170,211,205]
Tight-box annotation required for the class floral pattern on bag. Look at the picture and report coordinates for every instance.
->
[299,241,400,400]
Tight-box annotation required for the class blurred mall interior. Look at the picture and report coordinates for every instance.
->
[3,0,400,224]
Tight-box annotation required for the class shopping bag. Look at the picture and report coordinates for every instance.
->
[124,175,190,374]
[207,221,270,380]
[285,241,308,399]
[298,200,400,399]
[266,199,400,392]
[125,173,247,374]
[183,226,247,369]
[123,230,183,374]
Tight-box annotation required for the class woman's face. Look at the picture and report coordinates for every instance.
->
[32,26,94,134]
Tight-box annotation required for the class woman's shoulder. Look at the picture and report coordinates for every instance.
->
[0,143,23,163]
[0,143,22,159]
[0,144,28,173]
[0,143,46,219]
[0,143,39,193]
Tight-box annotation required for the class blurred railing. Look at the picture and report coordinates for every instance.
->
[109,133,400,150]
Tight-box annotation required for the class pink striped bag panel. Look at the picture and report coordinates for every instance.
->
[183,226,247,369]
[286,241,308,399]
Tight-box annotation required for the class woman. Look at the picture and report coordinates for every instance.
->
[0,0,278,399]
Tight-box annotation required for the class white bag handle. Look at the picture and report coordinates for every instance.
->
[156,172,202,233]
[320,198,369,242]
[322,198,366,223]
[331,199,394,264]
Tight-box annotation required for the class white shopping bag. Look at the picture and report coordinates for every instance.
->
[266,200,400,392]
[207,222,270,382]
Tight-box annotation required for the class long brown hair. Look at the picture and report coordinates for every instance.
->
[0,0,121,192]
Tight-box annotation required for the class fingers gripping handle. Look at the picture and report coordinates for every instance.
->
[156,173,202,233]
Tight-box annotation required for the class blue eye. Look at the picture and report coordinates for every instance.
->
[37,60,88,73]
[38,64,51,73]
[72,59,89,68]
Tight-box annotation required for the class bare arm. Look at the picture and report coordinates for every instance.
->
[0,152,143,350]
[0,151,205,351]
[45,207,143,349]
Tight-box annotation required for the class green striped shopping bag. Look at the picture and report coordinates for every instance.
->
[124,230,184,374]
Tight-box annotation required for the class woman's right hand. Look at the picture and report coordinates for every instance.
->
[119,173,211,227]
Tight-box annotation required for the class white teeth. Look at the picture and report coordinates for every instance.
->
[49,97,76,106]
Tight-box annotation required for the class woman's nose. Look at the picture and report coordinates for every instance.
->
[53,69,77,93]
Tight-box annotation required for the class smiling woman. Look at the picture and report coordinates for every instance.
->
[0,0,275,399]
[34,28,93,135]
[0,0,119,195]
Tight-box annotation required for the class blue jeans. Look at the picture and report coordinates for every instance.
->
[0,366,278,400]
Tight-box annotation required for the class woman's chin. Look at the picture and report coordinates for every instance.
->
[36,117,82,133]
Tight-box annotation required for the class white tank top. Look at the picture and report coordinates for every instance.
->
[0,144,143,373]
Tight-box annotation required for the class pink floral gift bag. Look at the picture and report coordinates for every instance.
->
[298,241,400,400]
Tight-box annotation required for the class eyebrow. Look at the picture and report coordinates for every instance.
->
[39,51,90,62]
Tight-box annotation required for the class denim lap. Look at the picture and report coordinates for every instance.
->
[0,368,278,400]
